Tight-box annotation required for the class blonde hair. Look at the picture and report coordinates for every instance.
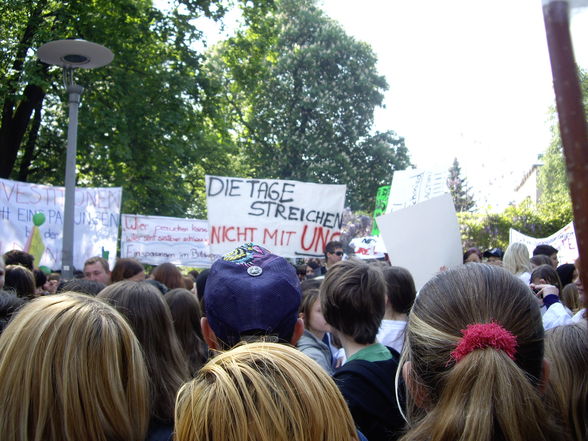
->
[399,264,561,441]
[0,293,150,441]
[175,342,359,441]
[561,283,580,312]
[545,323,588,441]
[502,242,531,276]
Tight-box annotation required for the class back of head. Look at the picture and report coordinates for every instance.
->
[4,265,36,300]
[111,258,145,283]
[203,243,301,348]
[401,264,558,441]
[531,264,563,291]
[98,281,189,423]
[382,266,416,315]
[164,288,207,374]
[175,342,359,441]
[151,262,184,290]
[59,278,106,296]
[0,291,25,334]
[530,254,553,268]
[320,259,386,344]
[3,250,34,270]
[544,323,588,441]
[503,242,531,275]
[556,263,576,287]
[561,283,580,312]
[0,293,149,441]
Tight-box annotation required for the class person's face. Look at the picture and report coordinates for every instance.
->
[84,262,111,285]
[574,274,585,305]
[308,299,330,334]
[550,253,559,268]
[486,256,502,266]
[43,279,59,294]
[327,248,344,266]
[306,266,315,277]
[465,253,481,263]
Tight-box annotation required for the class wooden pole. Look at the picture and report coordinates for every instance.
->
[542,0,588,294]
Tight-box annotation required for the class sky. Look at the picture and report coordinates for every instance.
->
[190,0,588,211]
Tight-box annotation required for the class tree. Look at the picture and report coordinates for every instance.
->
[447,158,475,212]
[0,0,269,217]
[202,0,411,211]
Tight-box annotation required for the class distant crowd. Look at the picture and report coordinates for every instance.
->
[0,239,585,441]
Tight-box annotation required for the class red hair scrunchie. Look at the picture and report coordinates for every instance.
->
[449,322,518,364]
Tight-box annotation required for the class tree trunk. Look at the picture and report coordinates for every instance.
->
[18,98,44,182]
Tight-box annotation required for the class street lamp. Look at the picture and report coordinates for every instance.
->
[37,39,113,279]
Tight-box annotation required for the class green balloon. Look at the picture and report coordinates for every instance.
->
[39,266,51,274]
[33,212,46,227]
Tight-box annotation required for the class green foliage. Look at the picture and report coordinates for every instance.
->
[458,199,572,250]
[447,157,475,212]
[202,0,411,211]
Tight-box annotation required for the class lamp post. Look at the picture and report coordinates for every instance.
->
[37,39,113,279]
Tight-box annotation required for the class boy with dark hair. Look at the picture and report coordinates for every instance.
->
[322,240,344,274]
[321,259,404,441]
[533,244,559,268]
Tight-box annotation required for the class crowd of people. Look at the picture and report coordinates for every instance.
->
[0,239,586,441]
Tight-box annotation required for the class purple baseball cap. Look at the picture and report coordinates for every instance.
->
[204,243,302,347]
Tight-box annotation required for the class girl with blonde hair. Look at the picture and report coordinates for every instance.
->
[544,323,588,441]
[502,242,532,283]
[0,293,150,441]
[399,264,562,441]
[175,342,361,441]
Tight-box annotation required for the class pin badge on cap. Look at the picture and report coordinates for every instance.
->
[247,266,263,277]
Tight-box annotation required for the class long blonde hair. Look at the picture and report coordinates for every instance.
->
[0,293,150,441]
[399,264,562,441]
[502,242,531,276]
[545,323,588,441]
[175,342,359,441]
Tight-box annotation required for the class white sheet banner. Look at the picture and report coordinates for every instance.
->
[509,222,578,264]
[386,169,449,213]
[206,175,346,257]
[121,214,219,267]
[377,194,462,290]
[0,178,121,270]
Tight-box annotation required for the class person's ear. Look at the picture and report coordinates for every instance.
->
[201,317,220,350]
[403,361,429,409]
[290,318,305,345]
[538,359,551,394]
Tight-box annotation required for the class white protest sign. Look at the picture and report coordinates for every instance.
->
[509,222,578,264]
[206,175,346,257]
[349,236,387,260]
[121,214,219,267]
[386,169,449,213]
[377,193,462,290]
[0,178,121,270]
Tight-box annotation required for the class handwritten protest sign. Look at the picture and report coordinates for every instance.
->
[206,175,346,257]
[0,178,121,270]
[349,236,387,260]
[377,193,462,290]
[509,222,578,264]
[371,185,390,235]
[121,214,219,267]
[386,169,449,213]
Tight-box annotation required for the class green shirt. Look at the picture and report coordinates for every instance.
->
[347,342,392,363]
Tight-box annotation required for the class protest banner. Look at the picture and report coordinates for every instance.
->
[205,175,346,257]
[509,222,578,264]
[377,193,462,290]
[121,214,219,267]
[371,185,390,236]
[386,169,449,213]
[0,178,121,271]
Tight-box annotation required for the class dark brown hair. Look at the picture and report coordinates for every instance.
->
[151,262,184,290]
[111,258,145,283]
[299,288,320,330]
[320,259,385,344]
[98,281,190,423]
[164,288,208,374]
[531,264,563,292]
[4,265,36,300]
[382,266,416,315]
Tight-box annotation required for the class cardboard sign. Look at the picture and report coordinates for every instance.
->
[509,222,578,264]
[386,169,449,213]
[0,178,121,270]
[205,175,346,257]
[121,214,219,267]
[377,193,462,290]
